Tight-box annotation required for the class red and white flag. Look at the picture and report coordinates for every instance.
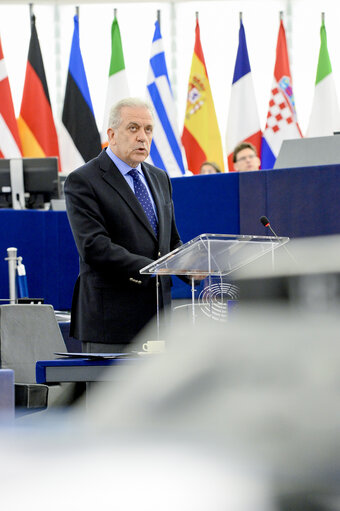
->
[261,19,302,169]
[0,37,22,158]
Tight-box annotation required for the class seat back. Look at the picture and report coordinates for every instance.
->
[0,368,14,418]
[0,304,66,383]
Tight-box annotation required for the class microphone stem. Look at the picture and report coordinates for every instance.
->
[268,225,279,238]
[269,224,297,264]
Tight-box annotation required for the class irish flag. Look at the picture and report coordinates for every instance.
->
[306,18,340,137]
[0,37,22,158]
[181,18,224,174]
[101,15,129,148]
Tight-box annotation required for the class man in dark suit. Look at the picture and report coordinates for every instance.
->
[64,98,183,353]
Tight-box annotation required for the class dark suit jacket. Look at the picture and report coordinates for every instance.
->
[64,150,182,344]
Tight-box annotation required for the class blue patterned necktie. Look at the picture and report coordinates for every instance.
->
[128,169,158,237]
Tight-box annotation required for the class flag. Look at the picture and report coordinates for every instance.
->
[60,14,101,174]
[306,19,340,137]
[261,19,302,170]
[17,15,60,165]
[146,20,185,177]
[226,18,262,172]
[0,37,22,158]
[181,19,224,174]
[101,16,129,148]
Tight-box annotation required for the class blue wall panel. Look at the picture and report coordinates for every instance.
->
[171,173,240,297]
[239,165,340,238]
[172,173,240,242]
[0,210,78,309]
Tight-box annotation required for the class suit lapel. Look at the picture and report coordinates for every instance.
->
[99,152,158,239]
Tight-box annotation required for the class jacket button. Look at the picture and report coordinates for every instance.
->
[158,251,161,257]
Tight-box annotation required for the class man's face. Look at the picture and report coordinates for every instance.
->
[234,148,260,172]
[107,106,154,168]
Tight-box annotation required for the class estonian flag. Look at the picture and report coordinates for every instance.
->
[60,14,101,174]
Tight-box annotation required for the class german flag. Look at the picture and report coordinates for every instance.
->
[18,15,60,167]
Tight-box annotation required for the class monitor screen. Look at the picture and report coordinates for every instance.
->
[0,157,60,209]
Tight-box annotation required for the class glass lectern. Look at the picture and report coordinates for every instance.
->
[140,233,289,332]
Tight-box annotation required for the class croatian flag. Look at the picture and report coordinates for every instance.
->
[226,18,261,172]
[146,20,185,177]
[261,19,302,169]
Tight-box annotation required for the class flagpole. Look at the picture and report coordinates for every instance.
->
[29,2,34,28]
[76,5,79,19]
[195,11,199,22]
[157,9,161,30]
[239,11,242,23]
[54,4,63,125]
[169,2,177,101]
[279,11,283,21]
[114,8,117,19]
[321,12,325,24]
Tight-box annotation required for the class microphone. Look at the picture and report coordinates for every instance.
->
[259,215,297,264]
[260,215,280,239]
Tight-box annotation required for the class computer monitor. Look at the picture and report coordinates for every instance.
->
[0,157,60,209]
[274,135,340,169]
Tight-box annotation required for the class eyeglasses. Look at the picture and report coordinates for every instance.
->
[236,154,257,163]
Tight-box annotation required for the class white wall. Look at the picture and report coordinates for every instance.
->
[1,0,340,160]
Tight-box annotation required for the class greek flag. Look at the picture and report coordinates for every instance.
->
[147,21,186,177]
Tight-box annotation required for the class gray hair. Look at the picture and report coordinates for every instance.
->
[108,98,155,130]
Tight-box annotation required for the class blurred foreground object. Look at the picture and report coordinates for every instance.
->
[2,235,340,509]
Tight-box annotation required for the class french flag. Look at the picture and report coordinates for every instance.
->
[226,17,262,172]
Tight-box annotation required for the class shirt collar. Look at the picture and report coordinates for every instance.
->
[106,147,142,176]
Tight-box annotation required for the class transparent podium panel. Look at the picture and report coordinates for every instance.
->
[172,275,240,325]
[141,234,289,277]
[140,233,289,335]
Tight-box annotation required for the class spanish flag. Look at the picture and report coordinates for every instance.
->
[18,15,60,167]
[181,19,224,174]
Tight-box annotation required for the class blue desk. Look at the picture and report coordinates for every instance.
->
[0,209,78,310]
[171,172,240,243]
[239,164,340,237]
[2,166,340,308]
[0,174,240,307]
[36,357,139,383]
